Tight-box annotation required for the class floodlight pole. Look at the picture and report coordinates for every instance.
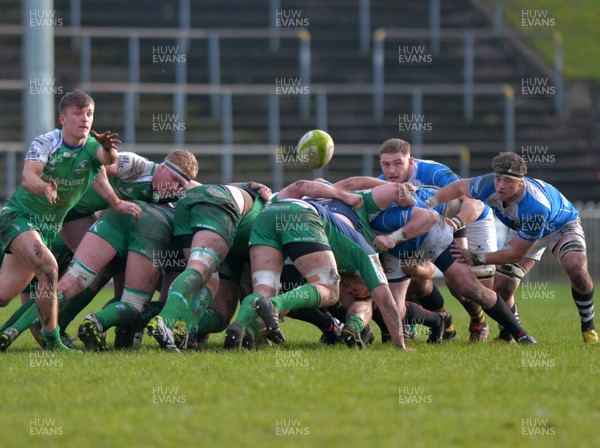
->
[21,0,55,197]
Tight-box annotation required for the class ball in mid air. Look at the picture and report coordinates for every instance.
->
[296,129,334,169]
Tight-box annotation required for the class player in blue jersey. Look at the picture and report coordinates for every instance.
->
[370,197,537,344]
[335,138,494,341]
[377,138,495,341]
[426,152,597,343]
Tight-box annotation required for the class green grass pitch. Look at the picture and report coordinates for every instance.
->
[0,282,598,448]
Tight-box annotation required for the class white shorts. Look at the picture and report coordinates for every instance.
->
[502,218,586,261]
[466,212,497,278]
[419,217,454,263]
[379,217,453,282]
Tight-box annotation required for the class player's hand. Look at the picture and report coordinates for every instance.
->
[450,243,474,265]
[249,182,272,202]
[445,217,458,232]
[45,179,58,204]
[114,200,143,220]
[344,193,364,210]
[373,235,397,252]
[90,130,122,152]
[396,182,416,207]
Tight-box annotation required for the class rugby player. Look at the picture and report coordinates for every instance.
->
[426,152,598,343]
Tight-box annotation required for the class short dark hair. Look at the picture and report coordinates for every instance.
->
[491,152,527,176]
[59,89,95,114]
[378,138,411,157]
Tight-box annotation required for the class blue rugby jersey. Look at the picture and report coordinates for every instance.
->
[369,199,431,259]
[469,173,578,242]
[379,158,492,222]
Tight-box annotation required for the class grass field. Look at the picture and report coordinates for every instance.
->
[501,0,600,80]
[0,282,598,448]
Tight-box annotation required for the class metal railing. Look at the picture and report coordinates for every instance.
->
[0,78,514,191]
[0,141,467,197]
[0,24,311,120]
[372,27,563,117]
[79,80,516,156]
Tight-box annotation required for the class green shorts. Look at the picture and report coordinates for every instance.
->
[0,207,61,254]
[88,202,174,261]
[219,253,252,296]
[173,185,241,248]
[249,201,330,253]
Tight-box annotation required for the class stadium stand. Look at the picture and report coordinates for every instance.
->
[0,0,598,201]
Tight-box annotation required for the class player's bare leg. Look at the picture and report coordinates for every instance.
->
[443,261,536,344]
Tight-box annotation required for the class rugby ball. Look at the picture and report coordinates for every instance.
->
[297,129,334,169]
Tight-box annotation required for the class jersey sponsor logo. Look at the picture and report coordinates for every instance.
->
[40,174,85,187]
[73,160,90,175]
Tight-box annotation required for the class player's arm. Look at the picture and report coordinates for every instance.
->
[373,207,438,252]
[229,181,272,202]
[369,285,412,351]
[90,130,120,165]
[103,161,119,177]
[425,179,472,208]
[451,234,534,266]
[447,196,484,232]
[332,176,390,191]
[370,182,418,209]
[91,166,142,219]
[22,160,58,203]
[277,179,364,209]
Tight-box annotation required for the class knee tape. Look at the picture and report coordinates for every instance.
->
[497,263,526,282]
[252,270,281,291]
[65,259,97,289]
[471,264,496,281]
[304,266,340,287]
[121,287,153,314]
[189,247,221,274]
[558,238,586,260]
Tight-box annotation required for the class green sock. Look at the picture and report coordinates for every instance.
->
[96,302,137,330]
[247,319,259,338]
[40,327,61,349]
[271,284,321,312]
[0,299,35,332]
[160,268,204,328]
[184,287,214,330]
[195,309,225,335]
[236,293,262,332]
[9,292,66,335]
[345,314,365,333]
[58,287,98,335]
[11,301,43,334]
[133,301,165,332]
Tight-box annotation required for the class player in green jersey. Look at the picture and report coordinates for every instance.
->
[0,89,119,351]
[223,180,421,350]
[60,149,198,251]
[146,182,272,350]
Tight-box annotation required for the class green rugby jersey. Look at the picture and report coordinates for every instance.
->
[5,129,103,224]
[68,152,157,218]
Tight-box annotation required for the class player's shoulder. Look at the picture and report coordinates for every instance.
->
[521,178,552,210]
[414,158,450,171]
[32,129,61,150]
[116,152,155,180]
[26,129,61,160]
